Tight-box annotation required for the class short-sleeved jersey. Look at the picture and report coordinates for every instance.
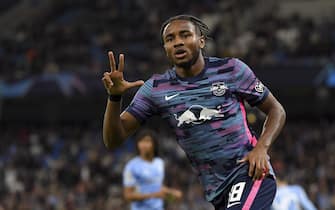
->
[272,185,317,210]
[123,157,165,210]
[126,57,272,201]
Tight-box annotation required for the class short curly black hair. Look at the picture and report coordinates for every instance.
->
[160,14,211,43]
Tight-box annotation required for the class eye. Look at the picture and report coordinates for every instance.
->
[181,33,191,38]
[164,35,173,43]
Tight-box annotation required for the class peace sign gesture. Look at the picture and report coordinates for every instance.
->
[102,51,144,96]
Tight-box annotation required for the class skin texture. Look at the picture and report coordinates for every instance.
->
[162,20,205,78]
[101,52,142,149]
[101,19,286,181]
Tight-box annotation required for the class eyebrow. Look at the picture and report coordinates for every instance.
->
[164,29,193,39]
[179,30,192,34]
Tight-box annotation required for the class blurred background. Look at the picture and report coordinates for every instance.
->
[0,0,335,209]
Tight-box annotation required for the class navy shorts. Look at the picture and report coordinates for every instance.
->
[211,173,276,210]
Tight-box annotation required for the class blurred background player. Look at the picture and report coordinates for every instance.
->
[271,175,317,210]
[123,129,182,210]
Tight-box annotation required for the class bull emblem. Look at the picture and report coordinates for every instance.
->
[174,105,224,127]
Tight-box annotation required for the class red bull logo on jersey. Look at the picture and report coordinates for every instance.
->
[211,82,228,96]
[174,105,224,127]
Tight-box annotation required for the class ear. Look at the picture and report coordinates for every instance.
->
[199,35,205,49]
[163,44,169,56]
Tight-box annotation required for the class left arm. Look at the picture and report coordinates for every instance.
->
[297,187,317,210]
[257,91,286,149]
[233,58,286,180]
[240,92,286,180]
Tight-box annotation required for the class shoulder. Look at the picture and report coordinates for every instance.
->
[139,69,175,90]
[290,185,305,193]
[207,56,233,63]
[151,69,175,82]
[206,56,235,66]
[231,58,253,72]
[125,157,141,170]
[153,158,164,173]
[205,57,239,74]
[154,157,164,164]
[226,57,256,81]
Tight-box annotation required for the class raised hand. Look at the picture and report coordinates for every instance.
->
[102,51,144,96]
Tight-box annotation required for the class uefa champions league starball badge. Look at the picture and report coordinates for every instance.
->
[255,81,265,93]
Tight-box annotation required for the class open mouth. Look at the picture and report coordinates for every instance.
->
[174,49,187,59]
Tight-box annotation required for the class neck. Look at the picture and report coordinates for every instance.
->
[277,181,287,187]
[175,53,205,78]
[140,153,154,161]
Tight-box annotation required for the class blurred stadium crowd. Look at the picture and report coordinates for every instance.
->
[0,124,213,210]
[0,0,335,80]
[1,121,335,210]
[0,0,335,209]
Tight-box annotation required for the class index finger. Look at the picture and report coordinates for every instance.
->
[108,51,117,72]
[118,54,124,72]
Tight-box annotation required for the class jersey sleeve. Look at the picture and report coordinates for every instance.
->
[160,158,165,180]
[125,78,158,123]
[233,58,269,106]
[123,162,136,187]
[296,186,317,210]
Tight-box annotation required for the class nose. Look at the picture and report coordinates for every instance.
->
[173,35,184,48]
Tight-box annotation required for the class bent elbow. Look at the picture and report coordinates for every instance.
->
[279,104,286,124]
[102,135,122,150]
[103,139,115,150]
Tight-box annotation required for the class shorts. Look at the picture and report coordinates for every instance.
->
[211,173,276,210]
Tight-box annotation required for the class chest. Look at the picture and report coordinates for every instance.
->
[274,189,300,209]
[152,79,240,127]
[133,161,164,184]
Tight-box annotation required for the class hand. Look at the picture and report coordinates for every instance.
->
[237,145,270,181]
[153,187,183,200]
[102,51,144,96]
[167,189,183,200]
[153,186,170,199]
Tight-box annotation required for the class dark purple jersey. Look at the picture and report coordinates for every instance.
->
[126,57,273,201]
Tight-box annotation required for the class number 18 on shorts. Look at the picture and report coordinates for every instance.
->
[213,174,276,210]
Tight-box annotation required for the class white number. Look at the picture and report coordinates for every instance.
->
[228,182,246,204]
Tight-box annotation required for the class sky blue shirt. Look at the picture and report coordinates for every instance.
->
[272,185,317,210]
[123,157,165,210]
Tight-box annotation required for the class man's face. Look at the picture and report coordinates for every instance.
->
[138,136,154,157]
[162,20,205,68]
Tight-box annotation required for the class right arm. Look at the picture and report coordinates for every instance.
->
[123,186,168,202]
[297,187,317,210]
[102,101,140,149]
[123,186,182,202]
[101,51,144,149]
